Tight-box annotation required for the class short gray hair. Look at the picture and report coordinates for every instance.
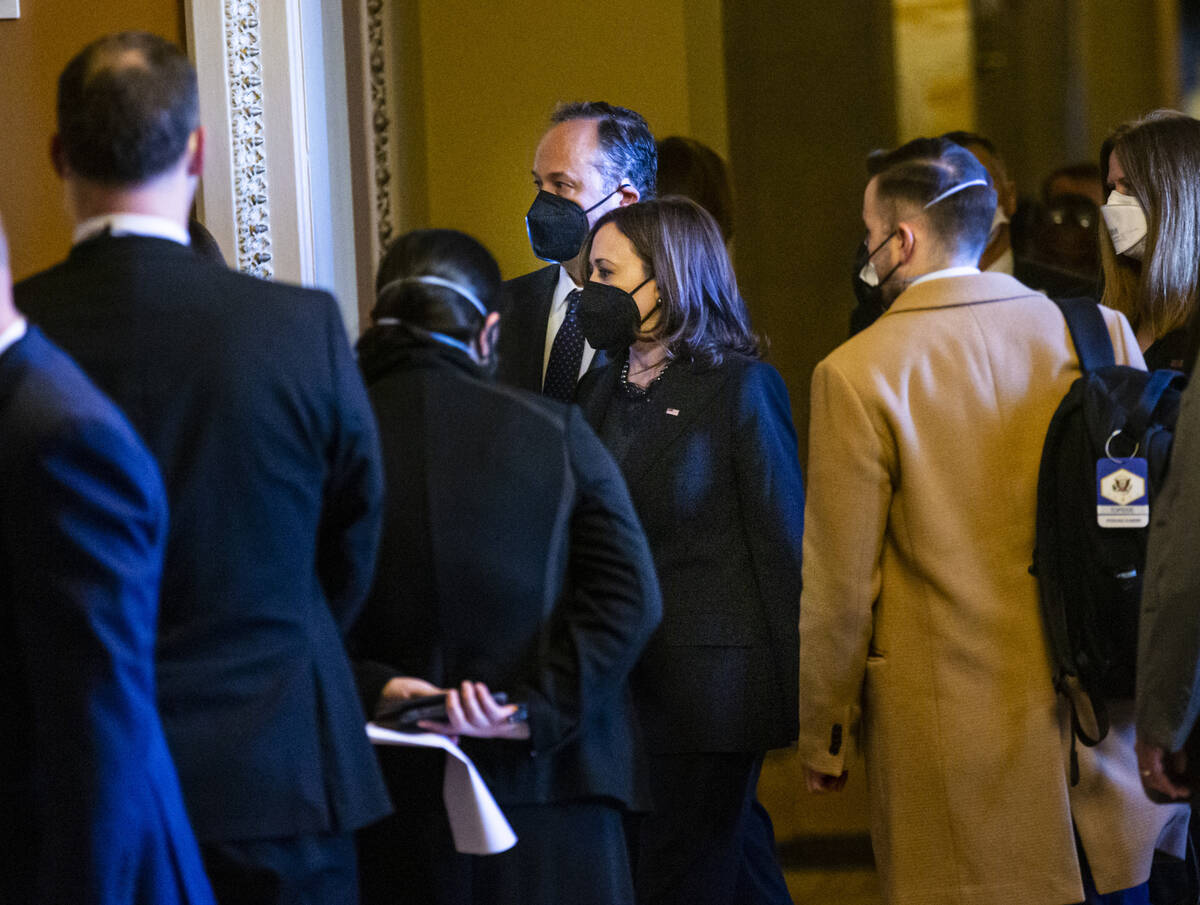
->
[550,101,658,200]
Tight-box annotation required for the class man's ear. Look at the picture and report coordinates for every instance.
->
[618,182,640,207]
[895,222,917,261]
[186,127,206,178]
[50,135,67,178]
[478,311,501,359]
[998,178,1018,218]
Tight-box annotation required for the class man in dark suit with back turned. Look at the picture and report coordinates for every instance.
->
[0,211,215,904]
[497,102,656,401]
[16,32,390,904]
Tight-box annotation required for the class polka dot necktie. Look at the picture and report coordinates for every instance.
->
[543,289,585,402]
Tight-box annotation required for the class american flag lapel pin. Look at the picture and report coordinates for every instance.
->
[666,408,680,416]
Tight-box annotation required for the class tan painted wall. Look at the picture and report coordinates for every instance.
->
[722,0,899,842]
[974,0,1178,197]
[397,0,726,281]
[0,2,185,281]
[1077,0,1179,154]
[892,0,976,139]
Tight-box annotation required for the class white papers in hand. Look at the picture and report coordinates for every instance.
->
[366,723,517,855]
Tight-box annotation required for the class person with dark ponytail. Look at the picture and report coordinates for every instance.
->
[350,228,662,905]
[357,228,505,382]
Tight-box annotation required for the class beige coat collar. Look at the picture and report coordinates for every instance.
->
[883,270,1039,317]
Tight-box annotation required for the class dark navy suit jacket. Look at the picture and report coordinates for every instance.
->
[16,236,390,843]
[0,326,215,904]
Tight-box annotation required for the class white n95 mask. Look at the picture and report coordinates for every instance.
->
[1101,191,1148,260]
[988,203,1009,244]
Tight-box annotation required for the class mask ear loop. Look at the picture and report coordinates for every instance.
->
[638,299,663,327]
[630,276,664,342]
[584,182,632,214]
[377,274,488,318]
[860,229,899,286]
[923,178,989,209]
[875,259,904,294]
[372,274,489,363]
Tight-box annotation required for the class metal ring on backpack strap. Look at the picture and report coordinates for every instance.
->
[1104,430,1139,462]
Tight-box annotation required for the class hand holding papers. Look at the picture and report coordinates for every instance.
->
[366,723,517,855]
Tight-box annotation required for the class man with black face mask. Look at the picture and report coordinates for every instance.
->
[496,102,657,401]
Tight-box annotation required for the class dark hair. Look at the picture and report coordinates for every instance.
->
[1098,110,1200,339]
[551,101,657,200]
[656,136,735,242]
[941,129,1012,188]
[940,130,998,158]
[57,32,199,185]
[373,229,501,342]
[1042,162,1103,204]
[584,197,759,366]
[866,137,997,260]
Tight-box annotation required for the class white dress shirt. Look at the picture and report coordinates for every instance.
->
[0,316,27,358]
[542,265,597,383]
[73,213,191,247]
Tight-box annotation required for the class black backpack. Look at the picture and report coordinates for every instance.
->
[1033,297,1185,780]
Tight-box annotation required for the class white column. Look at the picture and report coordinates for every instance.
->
[185,0,361,334]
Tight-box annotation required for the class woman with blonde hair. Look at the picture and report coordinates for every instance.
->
[1100,110,1200,372]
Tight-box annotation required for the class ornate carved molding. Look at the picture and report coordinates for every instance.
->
[224,0,273,277]
[365,0,396,260]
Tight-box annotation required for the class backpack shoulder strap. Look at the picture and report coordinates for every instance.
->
[1127,368,1181,438]
[1056,297,1116,373]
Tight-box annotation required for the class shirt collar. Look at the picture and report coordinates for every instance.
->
[552,264,582,312]
[73,213,191,247]
[0,316,28,359]
[908,265,981,288]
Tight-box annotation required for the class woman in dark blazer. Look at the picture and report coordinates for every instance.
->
[575,198,804,905]
[350,229,662,905]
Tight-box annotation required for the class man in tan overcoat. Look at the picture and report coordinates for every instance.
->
[797,137,1188,905]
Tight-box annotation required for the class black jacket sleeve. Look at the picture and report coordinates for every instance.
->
[315,296,385,633]
[731,362,805,738]
[522,406,663,754]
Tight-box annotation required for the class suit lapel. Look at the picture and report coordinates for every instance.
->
[512,266,558,391]
[618,360,734,494]
[577,355,622,427]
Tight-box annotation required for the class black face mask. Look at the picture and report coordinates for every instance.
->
[850,240,885,334]
[525,185,625,263]
[577,276,659,352]
[850,232,902,329]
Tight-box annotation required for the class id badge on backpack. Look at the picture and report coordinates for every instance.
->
[1096,455,1149,528]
